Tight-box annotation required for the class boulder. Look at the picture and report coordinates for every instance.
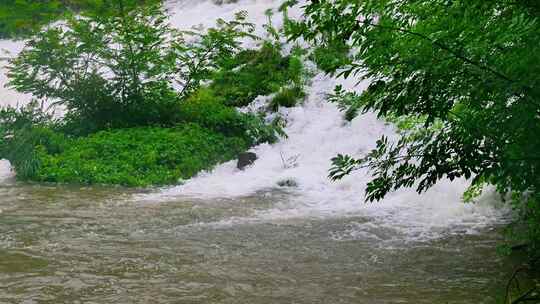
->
[237,152,257,170]
[277,178,298,188]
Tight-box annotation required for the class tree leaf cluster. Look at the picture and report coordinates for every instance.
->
[7,3,254,134]
[0,0,159,39]
[286,0,540,256]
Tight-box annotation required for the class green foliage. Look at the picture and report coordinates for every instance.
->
[33,124,247,186]
[328,85,442,135]
[0,0,159,39]
[310,41,351,74]
[209,42,304,107]
[0,102,65,179]
[0,0,70,39]
[268,86,305,112]
[462,181,485,203]
[177,88,280,144]
[5,127,67,180]
[326,85,364,121]
[286,0,540,257]
[177,89,243,135]
[174,11,257,98]
[7,5,253,134]
[240,112,283,145]
[1,96,279,186]
[1,8,289,188]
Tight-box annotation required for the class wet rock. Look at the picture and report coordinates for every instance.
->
[277,178,298,188]
[212,0,238,5]
[237,152,257,170]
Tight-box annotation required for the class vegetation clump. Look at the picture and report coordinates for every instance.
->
[209,42,305,107]
[0,3,303,187]
[0,0,159,39]
[310,41,351,74]
[268,86,306,112]
[34,124,247,186]
[7,4,254,135]
[176,88,281,144]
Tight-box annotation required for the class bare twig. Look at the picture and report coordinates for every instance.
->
[505,266,530,304]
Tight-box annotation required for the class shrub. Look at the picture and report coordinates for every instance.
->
[310,41,351,74]
[5,127,67,180]
[209,42,304,107]
[34,124,248,186]
[268,86,306,112]
[178,88,282,144]
[0,102,66,179]
[1,98,279,186]
[7,4,254,133]
[0,0,160,39]
[2,9,289,187]
[177,89,246,136]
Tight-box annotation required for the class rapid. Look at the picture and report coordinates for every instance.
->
[0,1,514,303]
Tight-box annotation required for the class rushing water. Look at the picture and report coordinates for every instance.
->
[0,0,516,302]
[0,181,514,303]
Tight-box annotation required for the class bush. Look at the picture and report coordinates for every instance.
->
[1,98,280,186]
[7,5,253,133]
[310,41,351,74]
[177,89,247,136]
[0,102,65,179]
[33,124,248,186]
[209,42,304,107]
[268,86,306,112]
[2,10,289,187]
[178,88,282,145]
[2,127,67,180]
[0,0,159,39]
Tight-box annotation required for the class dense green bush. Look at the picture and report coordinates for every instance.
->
[0,99,279,186]
[2,127,67,180]
[268,86,306,112]
[1,9,290,187]
[310,41,351,74]
[0,102,65,179]
[0,0,159,39]
[177,89,248,136]
[209,42,304,107]
[177,88,280,144]
[7,4,253,134]
[33,124,248,186]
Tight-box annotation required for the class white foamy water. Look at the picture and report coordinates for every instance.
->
[0,40,29,181]
[143,71,508,240]
[141,0,510,239]
[0,0,509,241]
[0,40,28,107]
[0,160,13,182]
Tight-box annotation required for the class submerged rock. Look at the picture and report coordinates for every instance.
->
[277,178,298,188]
[237,152,257,170]
[212,0,238,4]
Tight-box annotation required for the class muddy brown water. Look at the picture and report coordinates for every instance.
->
[0,181,514,303]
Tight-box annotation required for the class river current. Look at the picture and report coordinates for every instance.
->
[0,0,514,302]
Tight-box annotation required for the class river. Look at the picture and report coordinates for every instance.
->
[0,180,513,303]
[0,0,514,303]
